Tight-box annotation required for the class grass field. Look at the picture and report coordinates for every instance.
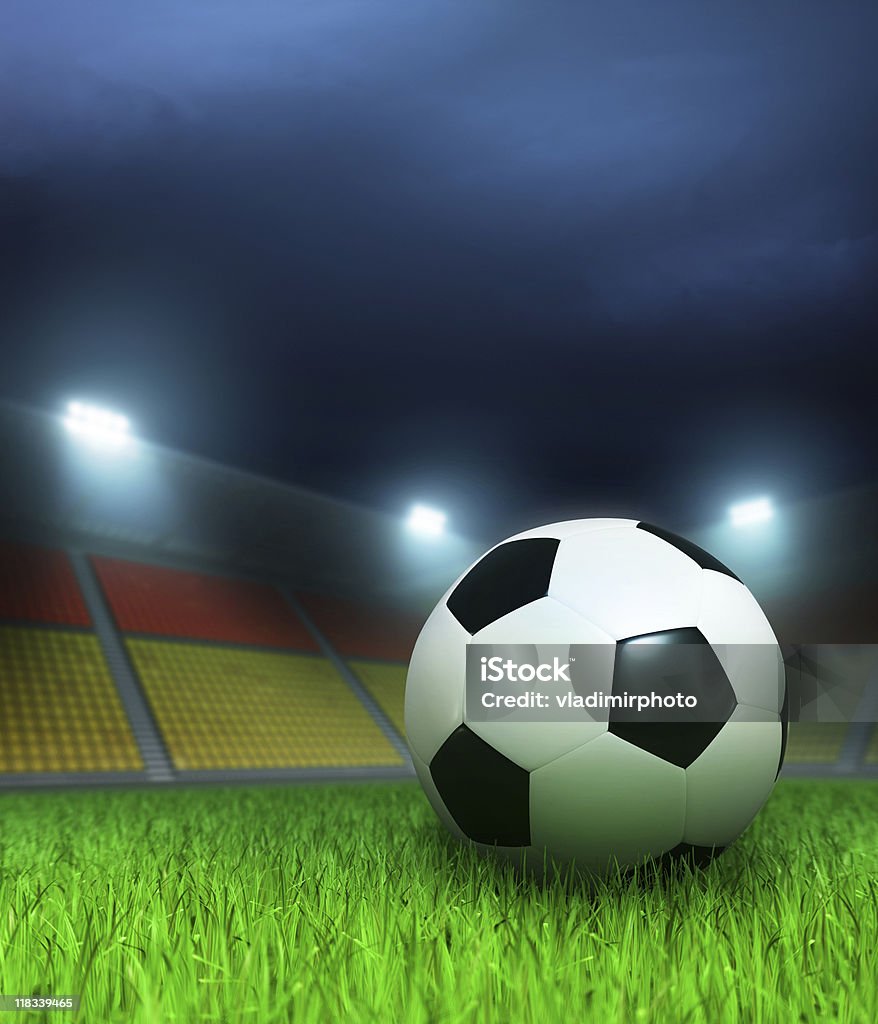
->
[1,780,877,1024]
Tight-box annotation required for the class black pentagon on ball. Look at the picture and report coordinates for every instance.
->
[636,521,741,583]
[430,724,531,846]
[446,538,560,635]
[609,627,737,768]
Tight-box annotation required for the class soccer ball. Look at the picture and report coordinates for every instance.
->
[405,518,787,875]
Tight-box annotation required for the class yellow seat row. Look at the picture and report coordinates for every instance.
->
[2,626,873,773]
[784,723,849,764]
[348,659,407,738]
[0,627,142,772]
[865,727,878,765]
[127,639,403,770]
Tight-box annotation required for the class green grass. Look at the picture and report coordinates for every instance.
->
[1,780,877,1024]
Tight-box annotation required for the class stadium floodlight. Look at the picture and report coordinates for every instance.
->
[406,503,447,538]
[63,401,134,451]
[729,496,773,528]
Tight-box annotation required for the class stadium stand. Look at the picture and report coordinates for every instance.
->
[0,540,91,626]
[1,400,874,785]
[0,626,143,772]
[92,557,316,650]
[296,593,416,743]
[348,660,407,738]
[126,638,403,770]
[784,723,849,764]
[297,591,423,661]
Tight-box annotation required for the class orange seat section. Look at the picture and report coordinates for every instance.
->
[0,541,90,627]
[297,592,424,661]
[92,557,316,650]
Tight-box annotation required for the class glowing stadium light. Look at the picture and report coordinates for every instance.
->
[63,401,134,451]
[729,496,773,528]
[406,504,447,538]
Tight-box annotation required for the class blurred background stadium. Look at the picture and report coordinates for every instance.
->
[0,396,875,789]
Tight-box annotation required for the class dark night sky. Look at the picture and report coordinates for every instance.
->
[1,1,876,540]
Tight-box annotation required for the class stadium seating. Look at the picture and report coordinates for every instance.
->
[2,534,871,783]
[784,723,849,764]
[0,540,90,626]
[93,557,316,650]
[297,591,423,661]
[126,638,403,770]
[348,659,407,738]
[0,626,142,772]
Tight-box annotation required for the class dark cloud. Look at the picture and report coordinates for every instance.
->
[1,1,876,539]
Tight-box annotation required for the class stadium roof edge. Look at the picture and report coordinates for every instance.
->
[0,398,484,537]
[0,399,485,610]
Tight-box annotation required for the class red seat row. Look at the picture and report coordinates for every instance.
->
[296,591,424,662]
[0,541,91,627]
[92,557,316,650]
[0,541,424,658]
